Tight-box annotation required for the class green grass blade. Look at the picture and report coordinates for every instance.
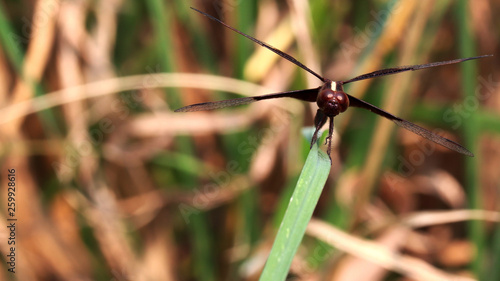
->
[0,3,24,74]
[455,1,484,278]
[491,221,500,280]
[259,142,331,281]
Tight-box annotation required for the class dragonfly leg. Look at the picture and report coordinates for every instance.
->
[311,110,327,148]
[326,117,334,160]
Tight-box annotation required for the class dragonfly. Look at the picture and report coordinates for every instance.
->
[176,7,492,160]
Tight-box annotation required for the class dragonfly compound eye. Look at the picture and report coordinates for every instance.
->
[317,89,349,116]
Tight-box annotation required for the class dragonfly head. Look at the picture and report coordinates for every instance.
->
[317,81,349,117]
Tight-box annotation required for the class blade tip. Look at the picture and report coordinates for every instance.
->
[174,107,188,112]
[458,148,474,157]
[474,54,493,60]
[190,7,204,15]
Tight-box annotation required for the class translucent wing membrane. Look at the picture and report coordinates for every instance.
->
[190,7,326,82]
[342,55,492,84]
[393,119,474,157]
[348,94,473,156]
[175,88,319,112]
[175,97,255,112]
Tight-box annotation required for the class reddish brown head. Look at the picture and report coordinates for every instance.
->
[316,81,349,117]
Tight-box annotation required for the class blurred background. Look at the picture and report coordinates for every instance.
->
[0,0,499,280]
